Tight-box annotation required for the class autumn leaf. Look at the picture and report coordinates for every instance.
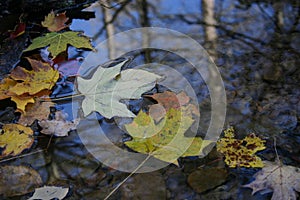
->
[11,94,35,113]
[0,79,52,113]
[24,31,93,58]
[125,109,211,165]
[18,99,55,126]
[0,165,42,197]
[146,91,199,122]
[28,186,69,200]
[38,110,79,137]
[0,124,34,159]
[9,58,59,95]
[9,22,26,39]
[77,60,162,119]
[41,11,69,32]
[216,127,266,168]
[0,78,17,99]
[244,161,300,200]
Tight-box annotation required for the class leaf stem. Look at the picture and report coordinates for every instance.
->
[104,154,152,200]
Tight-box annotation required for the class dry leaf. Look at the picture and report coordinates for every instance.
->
[41,11,69,32]
[145,91,199,122]
[0,124,34,159]
[18,99,55,126]
[0,165,42,197]
[244,161,300,200]
[38,111,79,137]
[28,186,69,200]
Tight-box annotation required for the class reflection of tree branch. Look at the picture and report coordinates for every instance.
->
[92,0,132,40]
[178,14,267,45]
[98,0,130,9]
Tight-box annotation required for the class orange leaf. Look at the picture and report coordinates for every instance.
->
[145,91,200,122]
[41,11,69,32]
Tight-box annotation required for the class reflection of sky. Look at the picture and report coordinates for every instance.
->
[70,0,298,58]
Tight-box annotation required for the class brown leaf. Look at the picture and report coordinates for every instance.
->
[41,11,69,32]
[18,99,55,126]
[244,161,300,200]
[145,91,199,122]
[0,165,42,197]
[38,111,79,137]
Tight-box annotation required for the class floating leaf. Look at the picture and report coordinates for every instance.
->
[0,124,34,159]
[41,11,69,32]
[11,95,35,113]
[18,99,55,126]
[9,22,26,39]
[244,161,300,200]
[0,78,17,99]
[24,31,93,58]
[77,60,162,119]
[28,186,69,200]
[188,167,228,193]
[216,127,266,168]
[39,111,79,137]
[146,91,199,122]
[0,68,53,113]
[0,165,42,197]
[9,58,59,95]
[125,109,210,165]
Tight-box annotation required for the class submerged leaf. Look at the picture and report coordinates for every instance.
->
[77,60,162,118]
[216,127,266,168]
[24,31,93,58]
[0,124,34,159]
[188,167,228,193]
[244,161,300,200]
[0,165,42,197]
[28,186,69,200]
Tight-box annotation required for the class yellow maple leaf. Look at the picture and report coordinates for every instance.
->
[0,124,34,159]
[9,58,59,96]
[216,127,266,168]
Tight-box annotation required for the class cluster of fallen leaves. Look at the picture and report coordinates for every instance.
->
[1,9,300,200]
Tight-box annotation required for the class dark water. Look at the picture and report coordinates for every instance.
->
[0,0,299,199]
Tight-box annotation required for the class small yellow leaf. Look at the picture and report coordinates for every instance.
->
[216,127,266,168]
[0,124,34,159]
